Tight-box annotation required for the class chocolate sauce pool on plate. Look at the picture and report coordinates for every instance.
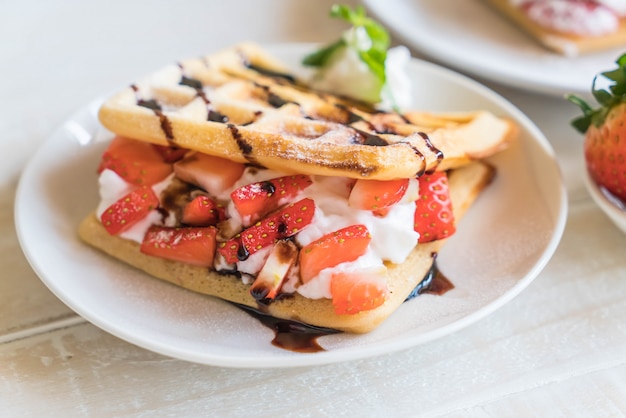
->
[233,261,454,353]
[235,304,340,353]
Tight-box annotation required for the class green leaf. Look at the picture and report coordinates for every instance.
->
[565,93,595,133]
[601,68,624,83]
[593,88,613,106]
[363,20,390,51]
[571,114,592,133]
[565,93,592,114]
[330,4,354,21]
[359,50,386,82]
[302,39,345,67]
[566,53,626,132]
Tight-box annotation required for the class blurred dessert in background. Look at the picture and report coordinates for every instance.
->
[484,0,626,56]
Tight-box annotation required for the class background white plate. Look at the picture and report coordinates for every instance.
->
[363,0,620,97]
[15,44,567,368]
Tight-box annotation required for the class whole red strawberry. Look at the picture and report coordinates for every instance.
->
[568,54,626,202]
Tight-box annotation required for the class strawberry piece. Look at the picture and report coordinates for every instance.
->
[182,195,226,226]
[218,198,315,263]
[100,186,159,235]
[348,178,409,211]
[249,240,298,302]
[569,56,626,202]
[140,226,217,267]
[330,266,389,315]
[413,172,455,243]
[98,136,173,186]
[242,198,315,253]
[299,224,371,284]
[231,175,312,225]
[372,177,419,217]
[174,152,245,196]
[151,144,188,162]
[218,234,245,264]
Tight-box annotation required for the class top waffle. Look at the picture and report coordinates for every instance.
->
[98,43,515,180]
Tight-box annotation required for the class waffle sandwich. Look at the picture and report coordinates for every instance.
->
[79,43,516,333]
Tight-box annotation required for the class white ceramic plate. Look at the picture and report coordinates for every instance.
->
[15,44,567,368]
[363,0,620,97]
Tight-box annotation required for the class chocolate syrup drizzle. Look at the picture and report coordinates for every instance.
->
[177,64,229,123]
[418,132,444,171]
[132,85,174,140]
[244,61,296,83]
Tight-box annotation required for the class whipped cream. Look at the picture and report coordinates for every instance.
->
[96,166,419,300]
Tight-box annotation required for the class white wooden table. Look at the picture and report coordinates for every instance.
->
[3,0,626,416]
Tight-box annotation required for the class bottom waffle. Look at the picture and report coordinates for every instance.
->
[78,161,494,334]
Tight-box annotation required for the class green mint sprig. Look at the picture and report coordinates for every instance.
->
[302,4,390,86]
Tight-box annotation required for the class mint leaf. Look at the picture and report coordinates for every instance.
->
[363,20,390,51]
[302,39,345,67]
[330,4,357,21]
[358,49,386,81]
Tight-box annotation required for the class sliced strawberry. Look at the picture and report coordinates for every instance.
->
[100,186,159,235]
[231,175,312,226]
[249,240,298,302]
[349,178,409,211]
[299,224,371,284]
[330,266,389,315]
[414,171,455,243]
[218,234,244,264]
[140,226,217,267]
[152,144,188,162]
[182,195,226,226]
[218,198,315,263]
[373,178,419,217]
[242,198,315,253]
[174,152,245,196]
[98,136,173,186]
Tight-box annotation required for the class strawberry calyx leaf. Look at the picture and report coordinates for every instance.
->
[567,53,626,133]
